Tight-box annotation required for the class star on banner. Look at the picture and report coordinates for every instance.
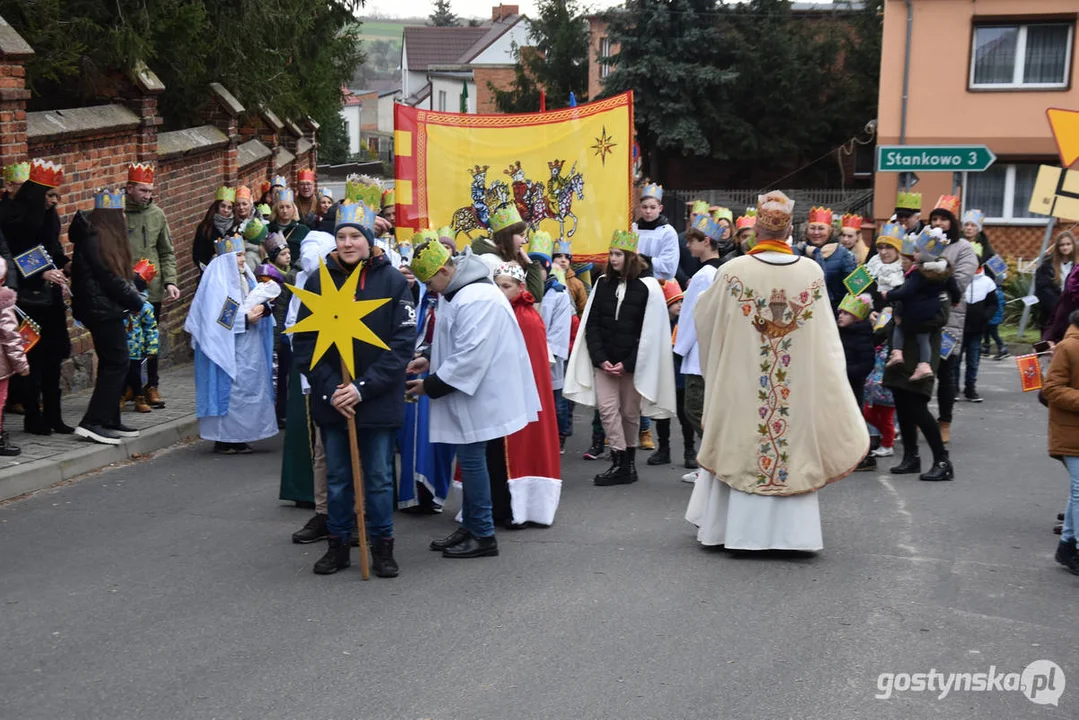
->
[284,259,390,379]
[591,126,616,165]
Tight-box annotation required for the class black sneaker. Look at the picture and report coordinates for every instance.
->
[106,423,140,438]
[964,389,983,403]
[292,513,329,544]
[213,441,236,454]
[313,537,351,575]
[994,350,1010,360]
[0,430,20,456]
[74,424,122,446]
[583,438,605,461]
[980,346,991,357]
[559,436,566,455]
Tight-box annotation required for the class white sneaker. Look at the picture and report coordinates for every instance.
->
[681,470,699,484]
[871,446,894,458]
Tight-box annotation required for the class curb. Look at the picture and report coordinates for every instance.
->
[0,415,199,502]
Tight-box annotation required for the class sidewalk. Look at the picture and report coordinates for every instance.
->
[0,363,198,502]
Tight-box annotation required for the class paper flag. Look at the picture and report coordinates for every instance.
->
[1016,354,1043,392]
[985,255,1007,278]
[14,245,54,278]
[873,307,893,332]
[843,265,874,296]
[940,330,959,360]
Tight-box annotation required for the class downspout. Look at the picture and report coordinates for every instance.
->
[899,0,914,189]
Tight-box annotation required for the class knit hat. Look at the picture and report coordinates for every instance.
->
[263,231,288,260]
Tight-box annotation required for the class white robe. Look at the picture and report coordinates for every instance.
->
[564,275,678,420]
[429,280,540,445]
[634,222,680,281]
[673,263,718,376]
[541,285,573,391]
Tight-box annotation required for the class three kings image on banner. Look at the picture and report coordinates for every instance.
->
[394,92,634,262]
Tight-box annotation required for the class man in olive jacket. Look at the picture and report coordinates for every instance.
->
[125,163,179,408]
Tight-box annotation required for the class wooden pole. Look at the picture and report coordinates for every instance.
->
[340,357,370,580]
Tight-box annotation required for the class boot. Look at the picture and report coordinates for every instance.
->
[890,450,921,475]
[370,537,399,578]
[855,454,876,472]
[442,533,498,558]
[313,537,351,575]
[919,457,955,482]
[23,402,51,436]
[594,450,624,485]
[646,444,671,466]
[145,386,165,408]
[623,447,639,483]
[430,527,471,551]
[583,435,606,461]
[133,396,152,413]
[291,513,328,544]
[639,428,655,450]
[684,448,699,469]
[0,430,21,457]
[43,387,73,435]
[1055,537,1077,568]
[938,420,951,444]
[121,388,134,407]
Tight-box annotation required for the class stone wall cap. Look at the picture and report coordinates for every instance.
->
[237,138,273,168]
[132,61,165,94]
[0,16,34,58]
[157,125,228,158]
[274,146,296,169]
[303,116,320,131]
[297,138,313,157]
[285,120,304,137]
[209,83,244,116]
[28,104,140,142]
[259,107,284,132]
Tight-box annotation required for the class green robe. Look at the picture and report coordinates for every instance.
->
[279,368,315,504]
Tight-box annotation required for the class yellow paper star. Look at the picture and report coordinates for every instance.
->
[284,259,390,379]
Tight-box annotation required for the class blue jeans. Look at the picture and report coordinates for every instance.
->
[456,440,495,538]
[553,389,572,438]
[1062,457,1079,544]
[959,335,982,391]
[321,424,395,542]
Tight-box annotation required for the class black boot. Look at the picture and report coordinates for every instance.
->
[890,450,921,475]
[430,526,471,551]
[919,457,955,482]
[594,450,624,485]
[684,447,699,469]
[291,513,328,544]
[442,532,499,558]
[646,444,671,466]
[855,454,876,472]
[624,447,639,483]
[1055,537,1077,568]
[370,537,399,578]
[44,392,74,434]
[313,536,351,575]
[0,430,20,457]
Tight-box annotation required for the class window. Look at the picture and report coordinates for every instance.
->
[600,37,612,79]
[854,143,874,177]
[437,90,447,112]
[970,22,1073,89]
[964,163,1042,223]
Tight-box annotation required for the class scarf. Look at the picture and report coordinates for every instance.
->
[748,240,794,256]
[213,213,233,236]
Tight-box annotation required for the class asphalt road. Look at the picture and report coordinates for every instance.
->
[1,359,1076,720]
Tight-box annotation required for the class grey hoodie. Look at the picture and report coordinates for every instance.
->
[444,247,494,300]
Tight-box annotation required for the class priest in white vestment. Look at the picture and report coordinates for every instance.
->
[685,191,869,551]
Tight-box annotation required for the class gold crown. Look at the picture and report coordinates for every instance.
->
[411,240,451,283]
[756,191,794,232]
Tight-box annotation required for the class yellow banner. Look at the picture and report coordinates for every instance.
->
[394,92,634,261]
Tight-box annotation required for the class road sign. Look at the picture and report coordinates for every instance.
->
[1029,164,1079,221]
[1047,108,1079,168]
[876,145,997,173]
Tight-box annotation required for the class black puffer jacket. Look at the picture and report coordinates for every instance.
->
[69,212,144,325]
[585,273,650,372]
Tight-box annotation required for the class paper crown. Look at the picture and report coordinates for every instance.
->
[610,229,639,253]
[915,226,950,258]
[259,180,272,195]
[662,279,684,306]
[263,231,287,257]
[4,162,29,184]
[841,214,863,231]
[712,206,733,225]
[962,209,985,230]
[554,239,572,256]
[335,200,376,230]
[344,174,382,208]
[900,235,917,257]
[934,195,961,217]
[94,188,125,209]
[692,213,723,242]
[528,230,554,260]
[271,175,288,188]
[838,293,872,321]
[736,208,757,230]
[215,186,236,203]
[235,185,252,202]
[494,262,526,284]
[895,191,922,212]
[242,216,268,243]
[690,200,710,216]
[215,233,244,256]
[319,187,334,200]
[876,223,906,251]
[297,169,316,183]
[411,239,452,282]
[437,226,454,242]
[490,203,523,233]
[412,228,439,244]
[29,159,63,188]
[808,207,833,225]
[641,182,663,201]
[396,239,414,262]
[381,188,395,209]
[756,192,795,232]
[133,258,158,284]
[127,162,154,185]
[275,188,295,204]
[257,203,272,218]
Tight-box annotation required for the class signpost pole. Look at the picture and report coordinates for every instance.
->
[1017,219,1057,340]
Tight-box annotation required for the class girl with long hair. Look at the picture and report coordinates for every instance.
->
[1036,230,1077,333]
[471,203,544,302]
[192,189,235,270]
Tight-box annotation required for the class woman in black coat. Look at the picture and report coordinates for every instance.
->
[191,196,235,271]
[69,203,145,444]
[0,175,73,435]
[1035,231,1076,332]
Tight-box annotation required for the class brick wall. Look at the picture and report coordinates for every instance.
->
[1,19,320,388]
[474,66,518,114]
[989,222,1069,261]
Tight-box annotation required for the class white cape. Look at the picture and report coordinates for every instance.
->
[563,275,677,419]
[184,253,257,380]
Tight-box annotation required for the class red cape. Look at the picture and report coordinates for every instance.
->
[507,291,561,484]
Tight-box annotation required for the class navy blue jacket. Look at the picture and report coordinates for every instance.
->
[291,249,415,429]
[886,263,961,328]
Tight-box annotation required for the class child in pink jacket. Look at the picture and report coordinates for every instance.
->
[0,256,30,456]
